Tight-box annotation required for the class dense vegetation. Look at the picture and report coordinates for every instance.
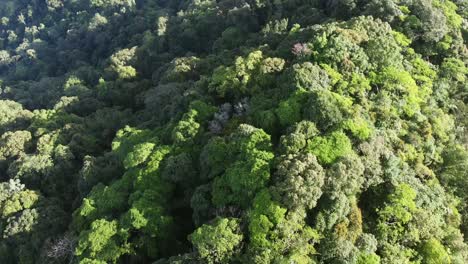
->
[0,0,467,263]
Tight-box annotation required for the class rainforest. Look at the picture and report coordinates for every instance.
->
[0,0,467,263]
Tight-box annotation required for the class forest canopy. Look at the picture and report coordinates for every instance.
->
[0,0,467,263]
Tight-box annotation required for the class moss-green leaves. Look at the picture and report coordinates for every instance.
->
[307,131,353,165]
[190,218,243,264]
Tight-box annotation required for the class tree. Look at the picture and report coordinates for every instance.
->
[159,56,200,83]
[372,67,422,117]
[363,0,402,22]
[0,179,38,219]
[356,252,380,264]
[279,121,319,154]
[199,137,229,180]
[172,109,201,145]
[326,154,365,199]
[162,152,196,185]
[191,184,213,227]
[75,219,128,263]
[106,47,138,80]
[315,193,352,232]
[211,124,274,208]
[0,100,32,134]
[0,0,467,262]
[304,90,353,130]
[419,238,451,264]
[358,135,389,189]
[272,153,325,210]
[123,142,155,169]
[307,131,353,165]
[285,62,331,92]
[78,153,124,196]
[111,126,157,160]
[247,189,287,255]
[0,50,13,68]
[89,0,136,12]
[318,234,359,264]
[247,204,319,263]
[275,91,307,128]
[8,154,54,189]
[189,218,243,264]
[439,145,468,237]
[0,179,67,264]
[408,0,449,42]
[376,183,418,243]
[279,132,307,154]
[440,58,468,83]
[356,233,378,254]
[88,13,108,31]
[143,83,188,125]
[321,0,358,19]
[208,51,284,98]
[0,130,31,160]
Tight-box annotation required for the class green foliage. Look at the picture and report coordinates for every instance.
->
[0,0,466,263]
[275,91,307,127]
[0,179,39,218]
[0,179,68,263]
[419,238,451,264]
[340,72,372,98]
[377,183,418,243]
[307,131,353,165]
[107,47,137,80]
[74,143,174,262]
[272,153,325,210]
[326,154,365,198]
[211,124,274,208]
[1,189,39,217]
[357,252,381,264]
[188,100,217,124]
[433,0,463,29]
[172,109,201,145]
[247,202,319,263]
[162,152,195,184]
[279,132,307,154]
[278,121,320,155]
[392,31,412,47]
[304,90,353,130]
[0,100,32,133]
[112,126,158,159]
[287,62,331,91]
[75,219,128,262]
[123,142,155,169]
[8,154,54,188]
[0,130,31,159]
[208,51,284,98]
[90,0,136,9]
[160,56,200,83]
[440,58,468,83]
[189,218,243,264]
[372,66,422,117]
[199,136,229,180]
[248,189,287,250]
[343,117,373,140]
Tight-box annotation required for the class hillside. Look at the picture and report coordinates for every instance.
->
[0,0,467,263]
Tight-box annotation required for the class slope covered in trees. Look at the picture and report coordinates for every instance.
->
[0,0,467,263]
